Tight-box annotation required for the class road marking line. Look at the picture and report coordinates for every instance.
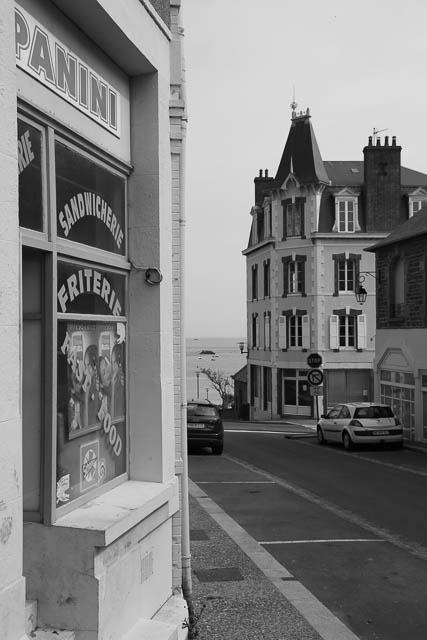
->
[225,453,427,563]
[260,538,386,545]
[189,479,361,640]
[197,480,275,484]
[226,429,307,435]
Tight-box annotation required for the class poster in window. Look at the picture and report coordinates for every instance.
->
[57,320,126,505]
[55,141,126,255]
[18,119,43,231]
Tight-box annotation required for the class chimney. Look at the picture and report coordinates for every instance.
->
[363,135,403,232]
[254,169,274,205]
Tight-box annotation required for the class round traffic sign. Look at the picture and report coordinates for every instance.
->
[307,353,322,368]
[307,368,323,386]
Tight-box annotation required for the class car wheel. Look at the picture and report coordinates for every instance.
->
[317,427,326,445]
[212,442,223,455]
[343,431,353,451]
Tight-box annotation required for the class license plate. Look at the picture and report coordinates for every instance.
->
[373,430,389,436]
[189,423,205,429]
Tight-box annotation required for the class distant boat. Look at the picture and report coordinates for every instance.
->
[200,350,215,355]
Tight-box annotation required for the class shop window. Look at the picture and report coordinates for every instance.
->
[55,141,126,255]
[56,263,127,507]
[18,117,45,232]
[19,110,129,522]
[380,370,415,439]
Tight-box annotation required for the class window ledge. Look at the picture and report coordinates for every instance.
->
[54,478,179,547]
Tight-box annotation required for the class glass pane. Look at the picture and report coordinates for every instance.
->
[57,320,126,507]
[18,119,43,231]
[55,141,126,255]
[298,380,311,407]
[285,379,297,405]
[57,261,126,315]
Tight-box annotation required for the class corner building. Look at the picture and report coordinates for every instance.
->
[2,1,188,638]
[243,107,427,421]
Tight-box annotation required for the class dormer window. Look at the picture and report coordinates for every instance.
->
[333,190,360,233]
[408,188,427,217]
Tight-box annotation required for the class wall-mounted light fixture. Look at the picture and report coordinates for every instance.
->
[145,268,163,285]
[238,341,248,354]
[355,271,376,305]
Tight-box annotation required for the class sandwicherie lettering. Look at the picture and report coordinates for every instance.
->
[58,192,124,249]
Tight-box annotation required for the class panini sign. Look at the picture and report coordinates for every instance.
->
[15,6,121,137]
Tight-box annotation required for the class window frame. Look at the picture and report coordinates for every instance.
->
[282,198,305,239]
[334,196,360,233]
[19,104,131,525]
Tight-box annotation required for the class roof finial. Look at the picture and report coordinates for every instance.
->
[290,85,298,119]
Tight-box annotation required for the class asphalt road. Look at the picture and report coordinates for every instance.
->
[188,425,427,640]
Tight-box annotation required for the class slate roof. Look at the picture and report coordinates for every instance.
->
[323,161,427,187]
[367,207,427,251]
[275,114,330,186]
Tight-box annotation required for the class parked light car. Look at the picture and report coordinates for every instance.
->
[187,399,224,455]
[317,402,403,450]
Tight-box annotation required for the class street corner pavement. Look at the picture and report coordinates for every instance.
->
[188,491,323,640]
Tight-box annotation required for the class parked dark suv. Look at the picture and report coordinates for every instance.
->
[187,399,224,455]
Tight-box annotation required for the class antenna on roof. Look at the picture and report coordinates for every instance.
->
[372,127,388,144]
[290,86,297,118]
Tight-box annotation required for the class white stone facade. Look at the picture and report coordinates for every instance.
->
[1,0,188,638]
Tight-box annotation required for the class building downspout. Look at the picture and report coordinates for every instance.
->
[177,7,194,623]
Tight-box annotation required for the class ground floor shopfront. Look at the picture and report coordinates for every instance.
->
[1,1,188,639]
[249,361,373,421]
[375,331,427,442]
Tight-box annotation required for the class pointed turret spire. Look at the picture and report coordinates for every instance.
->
[275,107,329,186]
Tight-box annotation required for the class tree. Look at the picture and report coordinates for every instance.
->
[200,368,233,409]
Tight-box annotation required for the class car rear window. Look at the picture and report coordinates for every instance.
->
[354,406,394,419]
[187,404,218,417]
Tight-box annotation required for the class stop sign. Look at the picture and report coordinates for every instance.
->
[307,353,322,368]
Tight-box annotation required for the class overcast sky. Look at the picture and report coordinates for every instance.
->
[183,0,427,338]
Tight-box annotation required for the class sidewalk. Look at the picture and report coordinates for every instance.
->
[188,480,360,640]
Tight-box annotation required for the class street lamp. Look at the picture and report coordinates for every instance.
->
[355,271,376,305]
[196,368,200,399]
[238,341,248,354]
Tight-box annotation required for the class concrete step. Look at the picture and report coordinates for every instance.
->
[29,630,75,639]
[121,595,188,640]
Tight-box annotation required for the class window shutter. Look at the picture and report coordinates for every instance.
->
[302,314,310,349]
[357,314,367,349]
[255,315,260,347]
[278,315,287,349]
[329,314,339,349]
[283,261,288,297]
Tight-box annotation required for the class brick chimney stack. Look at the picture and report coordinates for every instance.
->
[254,169,274,205]
[363,135,403,232]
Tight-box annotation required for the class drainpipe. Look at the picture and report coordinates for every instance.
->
[177,8,193,619]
